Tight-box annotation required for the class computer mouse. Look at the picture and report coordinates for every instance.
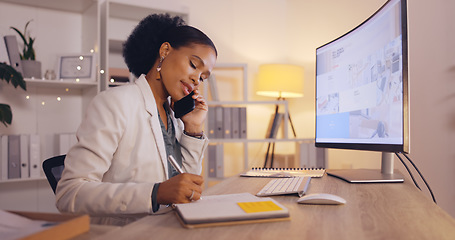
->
[297,193,346,205]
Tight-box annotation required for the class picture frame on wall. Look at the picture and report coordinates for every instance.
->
[57,54,96,81]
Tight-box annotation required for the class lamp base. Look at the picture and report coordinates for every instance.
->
[263,100,297,168]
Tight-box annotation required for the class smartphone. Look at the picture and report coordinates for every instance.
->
[173,91,195,118]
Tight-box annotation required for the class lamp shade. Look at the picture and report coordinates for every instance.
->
[256,64,304,98]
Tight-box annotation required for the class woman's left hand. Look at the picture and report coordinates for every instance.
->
[179,89,207,133]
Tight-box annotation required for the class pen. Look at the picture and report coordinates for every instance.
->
[167,155,203,200]
[168,155,184,174]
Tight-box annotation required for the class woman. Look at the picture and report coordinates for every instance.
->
[55,14,217,226]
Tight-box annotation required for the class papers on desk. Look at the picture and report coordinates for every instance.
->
[174,193,290,228]
[241,167,326,178]
[0,210,89,240]
[0,210,53,240]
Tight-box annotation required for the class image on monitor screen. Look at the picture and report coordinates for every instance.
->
[315,0,409,183]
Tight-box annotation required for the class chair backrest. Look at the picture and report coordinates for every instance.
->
[42,155,66,194]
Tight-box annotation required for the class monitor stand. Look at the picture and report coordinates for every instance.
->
[327,152,404,183]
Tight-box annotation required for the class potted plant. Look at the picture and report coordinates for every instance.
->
[0,62,26,127]
[10,20,41,78]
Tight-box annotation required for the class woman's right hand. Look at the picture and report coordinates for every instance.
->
[156,173,204,204]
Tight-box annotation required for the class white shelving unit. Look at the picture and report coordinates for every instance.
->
[0,0,100,212]
[0,0,190,213]
[203,64,314,184]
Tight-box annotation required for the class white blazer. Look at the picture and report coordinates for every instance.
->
[55,75,208,225]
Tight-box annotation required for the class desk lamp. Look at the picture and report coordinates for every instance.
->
[256,64,304,168]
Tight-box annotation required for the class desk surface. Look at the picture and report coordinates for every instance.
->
[97,174,455,240]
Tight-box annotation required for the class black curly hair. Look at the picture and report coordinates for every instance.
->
[123,14,218,78]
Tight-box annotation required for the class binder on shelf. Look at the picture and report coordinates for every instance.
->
[0,135,8,180]
[174,192,289,228]
[4,35,23,74]
[207,144,224,178]
[0,35,10,65]
[215,144,224,178]
[266,113,284,139]
[223,107,232,138]
[239,107,247,139]
[231,107,240,138]
[208,144,216,178]
[8,135,21,179]
[207,106,216,139]
[29,134,41,178]
[214,106,224,138]
[20,135,29,178]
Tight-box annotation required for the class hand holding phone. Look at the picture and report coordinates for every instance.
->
[173,91,195,118]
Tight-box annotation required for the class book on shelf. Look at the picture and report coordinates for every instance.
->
[3,35,23,74]
[174,192,289,228]
[240,167,326,178]
[0,35,10,65]
[265,113,284,139]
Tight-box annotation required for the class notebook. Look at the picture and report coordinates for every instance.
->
[240,167,326,178]
[174,193,290,228]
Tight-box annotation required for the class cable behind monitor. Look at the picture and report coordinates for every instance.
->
[397,152,437,204]
[395,153,421,190]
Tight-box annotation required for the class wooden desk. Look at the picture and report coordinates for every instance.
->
[97,174,455,240]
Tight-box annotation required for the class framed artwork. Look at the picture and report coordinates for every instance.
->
[57,54,96,81]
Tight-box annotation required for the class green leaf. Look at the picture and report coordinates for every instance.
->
[0,62,26,91]
[10,26,27,45]
[0,104,12,127]
[10,20,34,60]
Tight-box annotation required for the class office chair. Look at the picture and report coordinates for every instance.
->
[42,154,66,194]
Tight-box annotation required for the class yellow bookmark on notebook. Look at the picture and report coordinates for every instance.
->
[237,201,283,213]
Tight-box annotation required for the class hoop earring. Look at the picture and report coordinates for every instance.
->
[156,56,164,80]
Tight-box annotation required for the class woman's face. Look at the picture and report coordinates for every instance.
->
[160,43,217,101]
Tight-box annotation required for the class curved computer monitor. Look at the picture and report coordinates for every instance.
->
[315,0,409,183]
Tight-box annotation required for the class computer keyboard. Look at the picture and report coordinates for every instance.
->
[256,176,311,197]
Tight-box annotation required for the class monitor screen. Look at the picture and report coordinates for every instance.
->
[315,0,409,154]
